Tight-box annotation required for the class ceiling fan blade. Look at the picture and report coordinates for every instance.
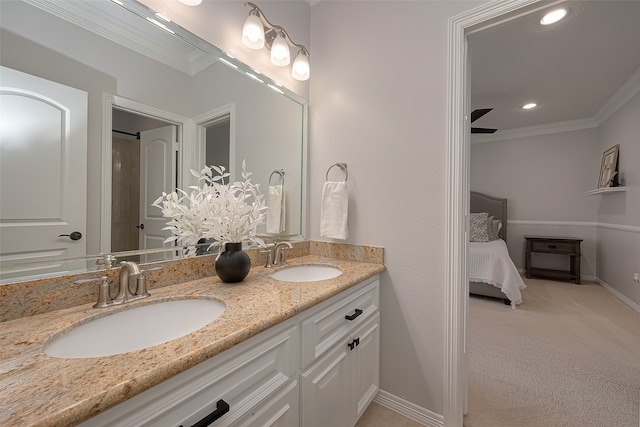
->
[471,108,493,123]
[471,127,498,134]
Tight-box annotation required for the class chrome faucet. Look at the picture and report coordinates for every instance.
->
[273,241,293,266]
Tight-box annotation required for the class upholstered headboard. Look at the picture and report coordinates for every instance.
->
[470,191,508,242]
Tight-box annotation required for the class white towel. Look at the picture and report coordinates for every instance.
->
[266,185,285,234]
[320,181,348,240]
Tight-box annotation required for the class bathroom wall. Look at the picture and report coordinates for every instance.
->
[309,0,489,417]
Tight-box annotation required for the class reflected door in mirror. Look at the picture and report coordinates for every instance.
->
[0,66,87,278]
[139,126,176,252]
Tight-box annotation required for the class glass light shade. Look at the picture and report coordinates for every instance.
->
[541,9,567,25]
[242,14,265,49]
[179,0,202,5]
[271,32,290,66]
[292,50,310,81]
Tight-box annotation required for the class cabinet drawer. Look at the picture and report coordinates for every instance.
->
[80,323,299,427]
[301,277,379,368]
[529,240,577,253]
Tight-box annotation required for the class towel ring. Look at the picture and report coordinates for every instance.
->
[269,169,285,186]
[326,162,348,182]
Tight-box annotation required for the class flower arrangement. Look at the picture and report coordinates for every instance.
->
[152,160,267,255]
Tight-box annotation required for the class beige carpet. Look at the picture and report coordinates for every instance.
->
[464,277,640,427]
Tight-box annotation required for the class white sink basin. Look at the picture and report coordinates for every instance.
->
[44,299,226,359]
[271,265,342,282]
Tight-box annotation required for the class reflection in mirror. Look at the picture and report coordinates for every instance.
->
[0,0,307,283]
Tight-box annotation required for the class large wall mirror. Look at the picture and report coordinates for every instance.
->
[0,0,307,283]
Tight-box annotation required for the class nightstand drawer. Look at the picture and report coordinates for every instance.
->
[529,240,577,253]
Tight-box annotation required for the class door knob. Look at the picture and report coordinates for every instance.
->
[58,231,82,241]
[137,224,145,230]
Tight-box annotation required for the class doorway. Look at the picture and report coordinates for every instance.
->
[110,108,177,254]
[444,0,546,425]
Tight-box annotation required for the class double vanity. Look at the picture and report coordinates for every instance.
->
[0,242,384,426]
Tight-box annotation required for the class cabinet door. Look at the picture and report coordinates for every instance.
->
[300,342,351,427]
[351,313,380,424]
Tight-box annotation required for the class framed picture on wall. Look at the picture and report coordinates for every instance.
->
[597,144,620,188]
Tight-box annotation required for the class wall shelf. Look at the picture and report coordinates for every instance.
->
[585,187,627,195]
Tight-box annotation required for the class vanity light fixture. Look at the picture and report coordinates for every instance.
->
[242,2,310,81]
[522,103,537,110]
[540,8,567,25]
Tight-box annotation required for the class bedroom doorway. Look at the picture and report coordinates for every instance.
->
[444,0,547,424]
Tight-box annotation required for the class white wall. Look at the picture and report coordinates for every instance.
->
[595,92,640,306]
[470,128,601,278]
[310,0,487,416]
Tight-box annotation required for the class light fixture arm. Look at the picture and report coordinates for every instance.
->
[245,2,309,55]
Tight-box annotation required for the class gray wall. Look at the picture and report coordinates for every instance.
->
[470,128,601,278]
[596,92,640,306]
[471,92,640,306]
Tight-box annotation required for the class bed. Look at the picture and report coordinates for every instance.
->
[469,191,526,307]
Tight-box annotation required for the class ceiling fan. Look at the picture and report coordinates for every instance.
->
[471,108,497,134]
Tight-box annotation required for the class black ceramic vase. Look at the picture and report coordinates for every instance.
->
[215,242,251,283]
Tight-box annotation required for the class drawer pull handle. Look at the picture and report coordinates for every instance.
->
[345,308,363,321]
[348,337,360,351]
[188,399,230,427]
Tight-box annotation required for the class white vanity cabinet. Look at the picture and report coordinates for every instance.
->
[300,278,380,427]
[79,275,379,427]
[79,323,300,427]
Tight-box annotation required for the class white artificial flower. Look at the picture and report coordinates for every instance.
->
[152,160,267,254]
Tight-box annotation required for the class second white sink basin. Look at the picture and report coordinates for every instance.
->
[44,299,226,359]
[271,265,342,282]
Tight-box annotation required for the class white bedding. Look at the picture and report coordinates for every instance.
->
[469,239,526,307]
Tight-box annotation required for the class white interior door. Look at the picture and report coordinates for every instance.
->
[139,125,177,251]
[0,66,87,279]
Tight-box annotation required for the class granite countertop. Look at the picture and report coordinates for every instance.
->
[0,255,385,427]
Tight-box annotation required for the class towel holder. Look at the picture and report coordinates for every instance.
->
[269,169,285,186]
[326,162,348,182]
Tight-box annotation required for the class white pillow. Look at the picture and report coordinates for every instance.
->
[470,212,489,242]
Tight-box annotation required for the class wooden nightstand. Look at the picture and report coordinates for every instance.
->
[524,236,583,285]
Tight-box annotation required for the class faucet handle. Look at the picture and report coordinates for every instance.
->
[260,248,274,268]
[76,276,112,308]
[135,266,161,297]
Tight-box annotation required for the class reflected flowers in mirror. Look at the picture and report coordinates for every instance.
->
[152,160,267,256]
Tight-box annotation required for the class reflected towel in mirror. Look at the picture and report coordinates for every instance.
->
[320,181,348,240]
[267,185,285,233]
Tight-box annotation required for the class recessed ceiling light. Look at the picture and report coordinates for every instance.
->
[541,9,567,25]
[522,103,537,110]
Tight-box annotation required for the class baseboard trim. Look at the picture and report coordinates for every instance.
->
[597,279,640,314]
[373,389,444,427]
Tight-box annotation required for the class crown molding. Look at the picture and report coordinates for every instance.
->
[472,65,640,144]
[593,66,640,126]
[471,117,598,143]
